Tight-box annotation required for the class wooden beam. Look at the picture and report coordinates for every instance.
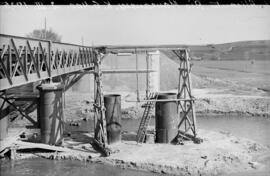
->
[15,141,73,152]
[102,69,156,74]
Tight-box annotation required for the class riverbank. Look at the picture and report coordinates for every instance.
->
[95,129,270,176]
[59,88,269,122]
[1,127,270,176]
[194,89,270,117]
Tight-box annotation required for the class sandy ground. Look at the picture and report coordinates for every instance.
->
[4,127,270,176]
[97,129,270,176]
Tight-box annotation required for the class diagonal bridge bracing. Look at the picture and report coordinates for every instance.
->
[0,34,95,91]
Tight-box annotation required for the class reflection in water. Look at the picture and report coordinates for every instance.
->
[0,158,162,176]
[68,115,270,146]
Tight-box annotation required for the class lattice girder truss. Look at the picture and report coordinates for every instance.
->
[0,34,95,91]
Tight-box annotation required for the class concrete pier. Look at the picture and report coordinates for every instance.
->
[37,82,64,145]
[0,98,9,141]
[147,51,160,92]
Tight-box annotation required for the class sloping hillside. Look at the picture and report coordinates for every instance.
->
[188,40,270,60]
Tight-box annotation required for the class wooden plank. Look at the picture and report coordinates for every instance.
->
[14,141,73,152]
[14,141,101,158]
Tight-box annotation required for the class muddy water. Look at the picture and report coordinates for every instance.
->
[197,115,270,146]
[0,158,163,176]
[67,115,270,146]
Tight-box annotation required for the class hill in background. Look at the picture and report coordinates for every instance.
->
[187,40,270,60]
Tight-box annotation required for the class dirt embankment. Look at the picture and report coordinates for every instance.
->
[120,91,270,119]
[195,94,270,116]
[7,129,270,176]
[60,90,269,122]
[193,88,270,117]
[94,129,270,176]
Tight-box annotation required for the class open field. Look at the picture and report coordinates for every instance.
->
[192,60,270,92]
[188,40,270,61]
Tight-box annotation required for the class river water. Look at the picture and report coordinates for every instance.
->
[0,158,163,176]
[1,115,270,176]
[67,115,270,146]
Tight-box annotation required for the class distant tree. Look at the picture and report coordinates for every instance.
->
[26,28,62,42]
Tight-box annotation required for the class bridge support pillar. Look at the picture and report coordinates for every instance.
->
[147,51,160,93]
[37,82,64,145]
[0,97,9,141]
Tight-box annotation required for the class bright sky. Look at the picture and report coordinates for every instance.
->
[0,5,269,45]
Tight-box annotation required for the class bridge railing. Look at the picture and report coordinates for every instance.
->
[0,34,95,91]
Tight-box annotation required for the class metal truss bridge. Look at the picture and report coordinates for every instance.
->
[0,34,95,91]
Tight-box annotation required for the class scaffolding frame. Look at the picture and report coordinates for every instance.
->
[115,48,202,143]
[173,49,202,143]
[93,51,108,147]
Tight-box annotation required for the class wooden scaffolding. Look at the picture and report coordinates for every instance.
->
[94,47,202,147]
[173,49,202,143]
[93,50,108,148]
[135,48,202,144]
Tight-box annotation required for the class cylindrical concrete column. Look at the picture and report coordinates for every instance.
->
[104,94,121,145]
[0,98,9,141]
[155,93,179,143]
[37,82,64,145]
[148,51,160,92]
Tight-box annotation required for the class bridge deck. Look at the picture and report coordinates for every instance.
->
[0,34,188,91]
[0,34,95,91]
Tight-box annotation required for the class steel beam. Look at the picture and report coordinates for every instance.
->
[0,34,95,91]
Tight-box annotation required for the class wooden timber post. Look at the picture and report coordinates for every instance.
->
[93,49,108,147]
[175,49,201,143]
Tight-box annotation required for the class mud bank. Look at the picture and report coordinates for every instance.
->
[61,90,270,121]
[121,89,270,119]
[194,89,270,117]
[92,129,270,176]
[4,129,269,176]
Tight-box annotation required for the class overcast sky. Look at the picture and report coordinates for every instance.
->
[0,5,269,46]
